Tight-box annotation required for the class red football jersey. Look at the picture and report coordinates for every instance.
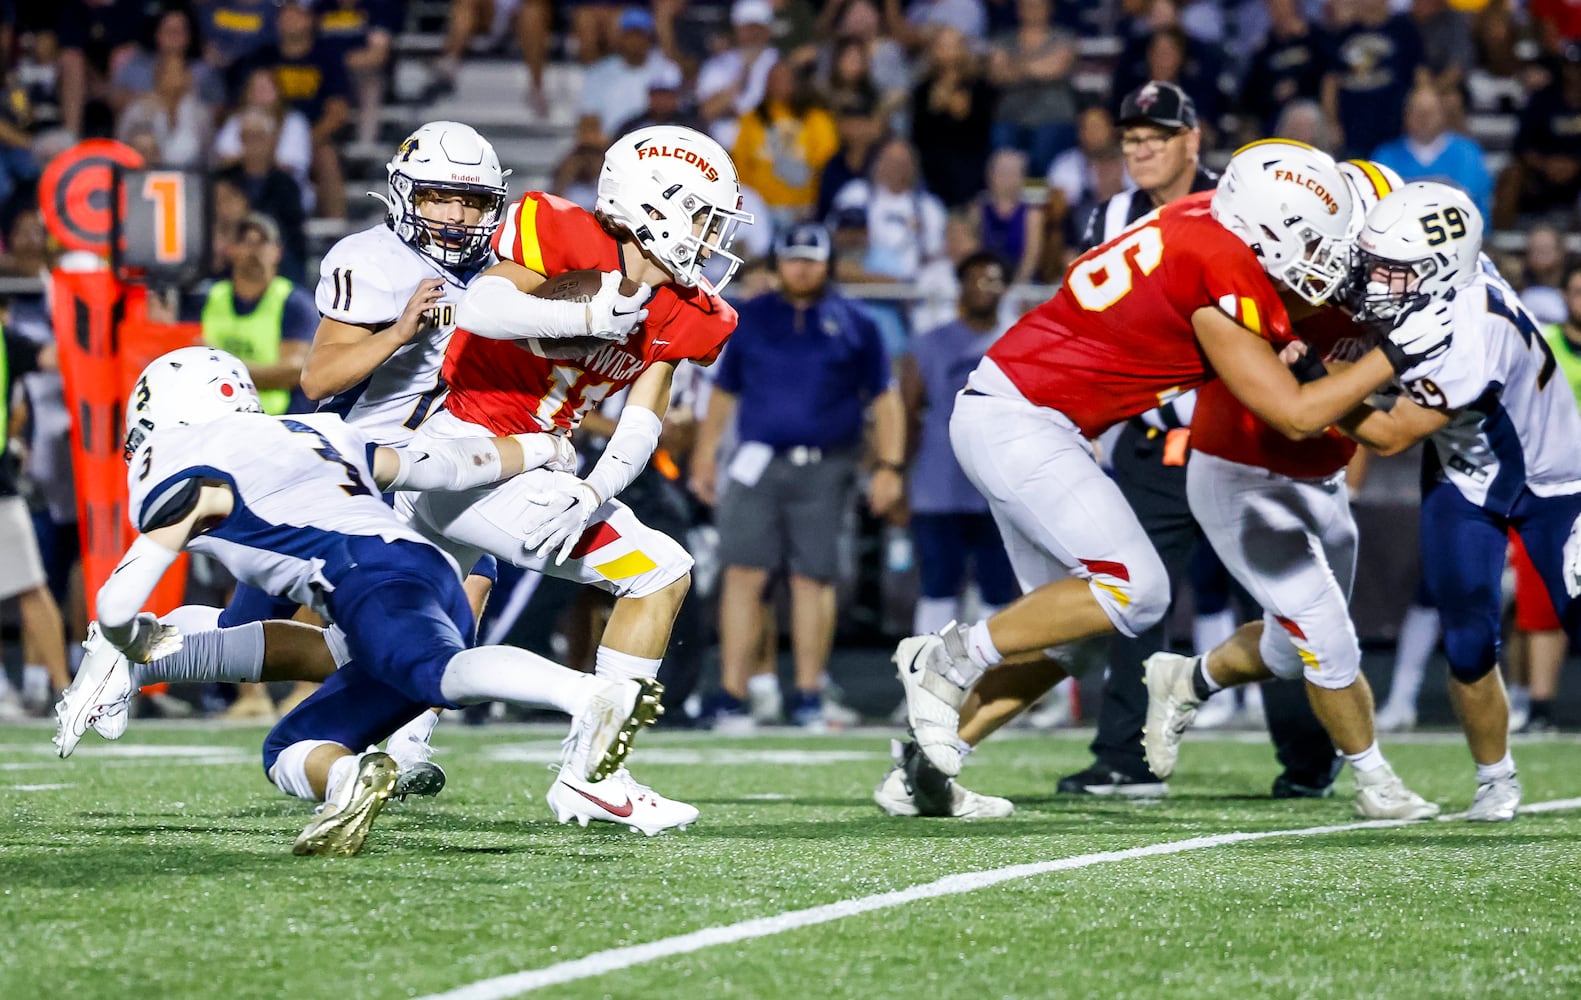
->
[442,192,738,435]
[986,191,1292,437]
[1191,306,1364,479]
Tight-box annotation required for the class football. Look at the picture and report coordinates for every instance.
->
[518,268,643,360]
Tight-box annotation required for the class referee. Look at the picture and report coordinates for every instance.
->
[1056,81,1340,799]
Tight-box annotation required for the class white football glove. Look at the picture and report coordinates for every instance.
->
[522,481,603,565]
[119,612,185,664]
[1380,297,1454,376]
[586,271,651,341]
[1564,515,1581,600]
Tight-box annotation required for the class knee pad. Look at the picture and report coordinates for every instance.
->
[1095,562,1170,638]
[1443,623,1499,685]
[265,738,341,801]
[1265,614,1360,689]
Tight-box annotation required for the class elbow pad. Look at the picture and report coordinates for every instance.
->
[389,438,505,492]
[456,275,588,341]
[585,406,663,504]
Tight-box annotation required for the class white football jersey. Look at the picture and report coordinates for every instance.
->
[314,225,491,445]
[1397,271,1581,514]
[128,412,455,616]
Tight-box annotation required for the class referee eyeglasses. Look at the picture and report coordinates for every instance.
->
[1119,127,1187,153]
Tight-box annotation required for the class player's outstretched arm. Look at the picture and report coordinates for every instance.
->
[456,260,644,343]
[98,484,235,660]
[302,278,445,399]
[372,433,576,493]
[1194,306,1399,439]
[1336,394,1454,456]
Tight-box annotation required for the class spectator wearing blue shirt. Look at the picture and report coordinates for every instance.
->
[897,252,1019,638]
[1371,84,1492,221]
[1321,0,1428,158]
[691,223,907,729]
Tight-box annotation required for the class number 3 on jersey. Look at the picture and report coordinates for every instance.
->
[1067,223,1165,312]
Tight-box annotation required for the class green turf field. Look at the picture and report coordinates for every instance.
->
[2,722,1578,999]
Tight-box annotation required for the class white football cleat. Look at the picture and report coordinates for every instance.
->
[560,677,664,782]
[1353,763,1440,820]
[293,751,399,857]
[53,624,136,758]
[893,630,972,777]
[873,743,1013,819]
[1465,774,1520,822]
[546,768,698,836]
[1142,652,1202,779]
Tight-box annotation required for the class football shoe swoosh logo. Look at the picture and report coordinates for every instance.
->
[570,783,634,817]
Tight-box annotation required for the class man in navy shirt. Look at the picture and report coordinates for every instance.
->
[691,223,906,729]
[1321,0,1428,158]
[233,0,352,218]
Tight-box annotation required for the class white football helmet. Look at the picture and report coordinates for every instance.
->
[1211,140,1354,306]
[382,121,509,269]
[1338,159,1404,239]
[595,124,755,293]
[1350,181,1483,323]
[124,347,261,462]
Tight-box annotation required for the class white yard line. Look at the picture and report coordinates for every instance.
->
[420,796,1581,1000]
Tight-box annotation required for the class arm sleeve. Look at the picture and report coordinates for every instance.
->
[97,535,181,633]
[386,437,504,492]
[583,405,662,504]
[454,274,588,341]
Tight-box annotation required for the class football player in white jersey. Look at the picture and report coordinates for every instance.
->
[1335,182,1581,821]
[173,122,511,791]
[55,348,667,854]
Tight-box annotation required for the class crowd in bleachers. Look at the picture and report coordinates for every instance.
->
[1,0,1580,728]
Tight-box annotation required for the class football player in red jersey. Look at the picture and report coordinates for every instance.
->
[398,124,752,836]
[895,140,1459,779]
[1141,161,1438,820]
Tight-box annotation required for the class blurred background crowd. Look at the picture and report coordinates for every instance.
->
[0,0,1578,736]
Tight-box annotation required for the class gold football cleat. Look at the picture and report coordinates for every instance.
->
[293,751,399,857]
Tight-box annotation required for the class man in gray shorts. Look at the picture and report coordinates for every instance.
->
[1,309,70,716]
[692,223,906,728]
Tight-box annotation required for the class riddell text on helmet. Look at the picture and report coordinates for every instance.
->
[636,144,721,182]
[1273,170,1341,215]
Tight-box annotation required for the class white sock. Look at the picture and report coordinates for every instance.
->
[390,709,438,747]
[964,620,1002,671]
[439,645,598,716]
[1346,741,1386,773]
[22,664,51,697]
[133,622,266,686]
[914,596,958,636]
[1387,605,1439,709]
[594,646,661,684]
[1193,609,1236,657]
[69,645,85,671]
[324,753,360,802]
[747,672,780,698]
[1475,752,1516,784]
